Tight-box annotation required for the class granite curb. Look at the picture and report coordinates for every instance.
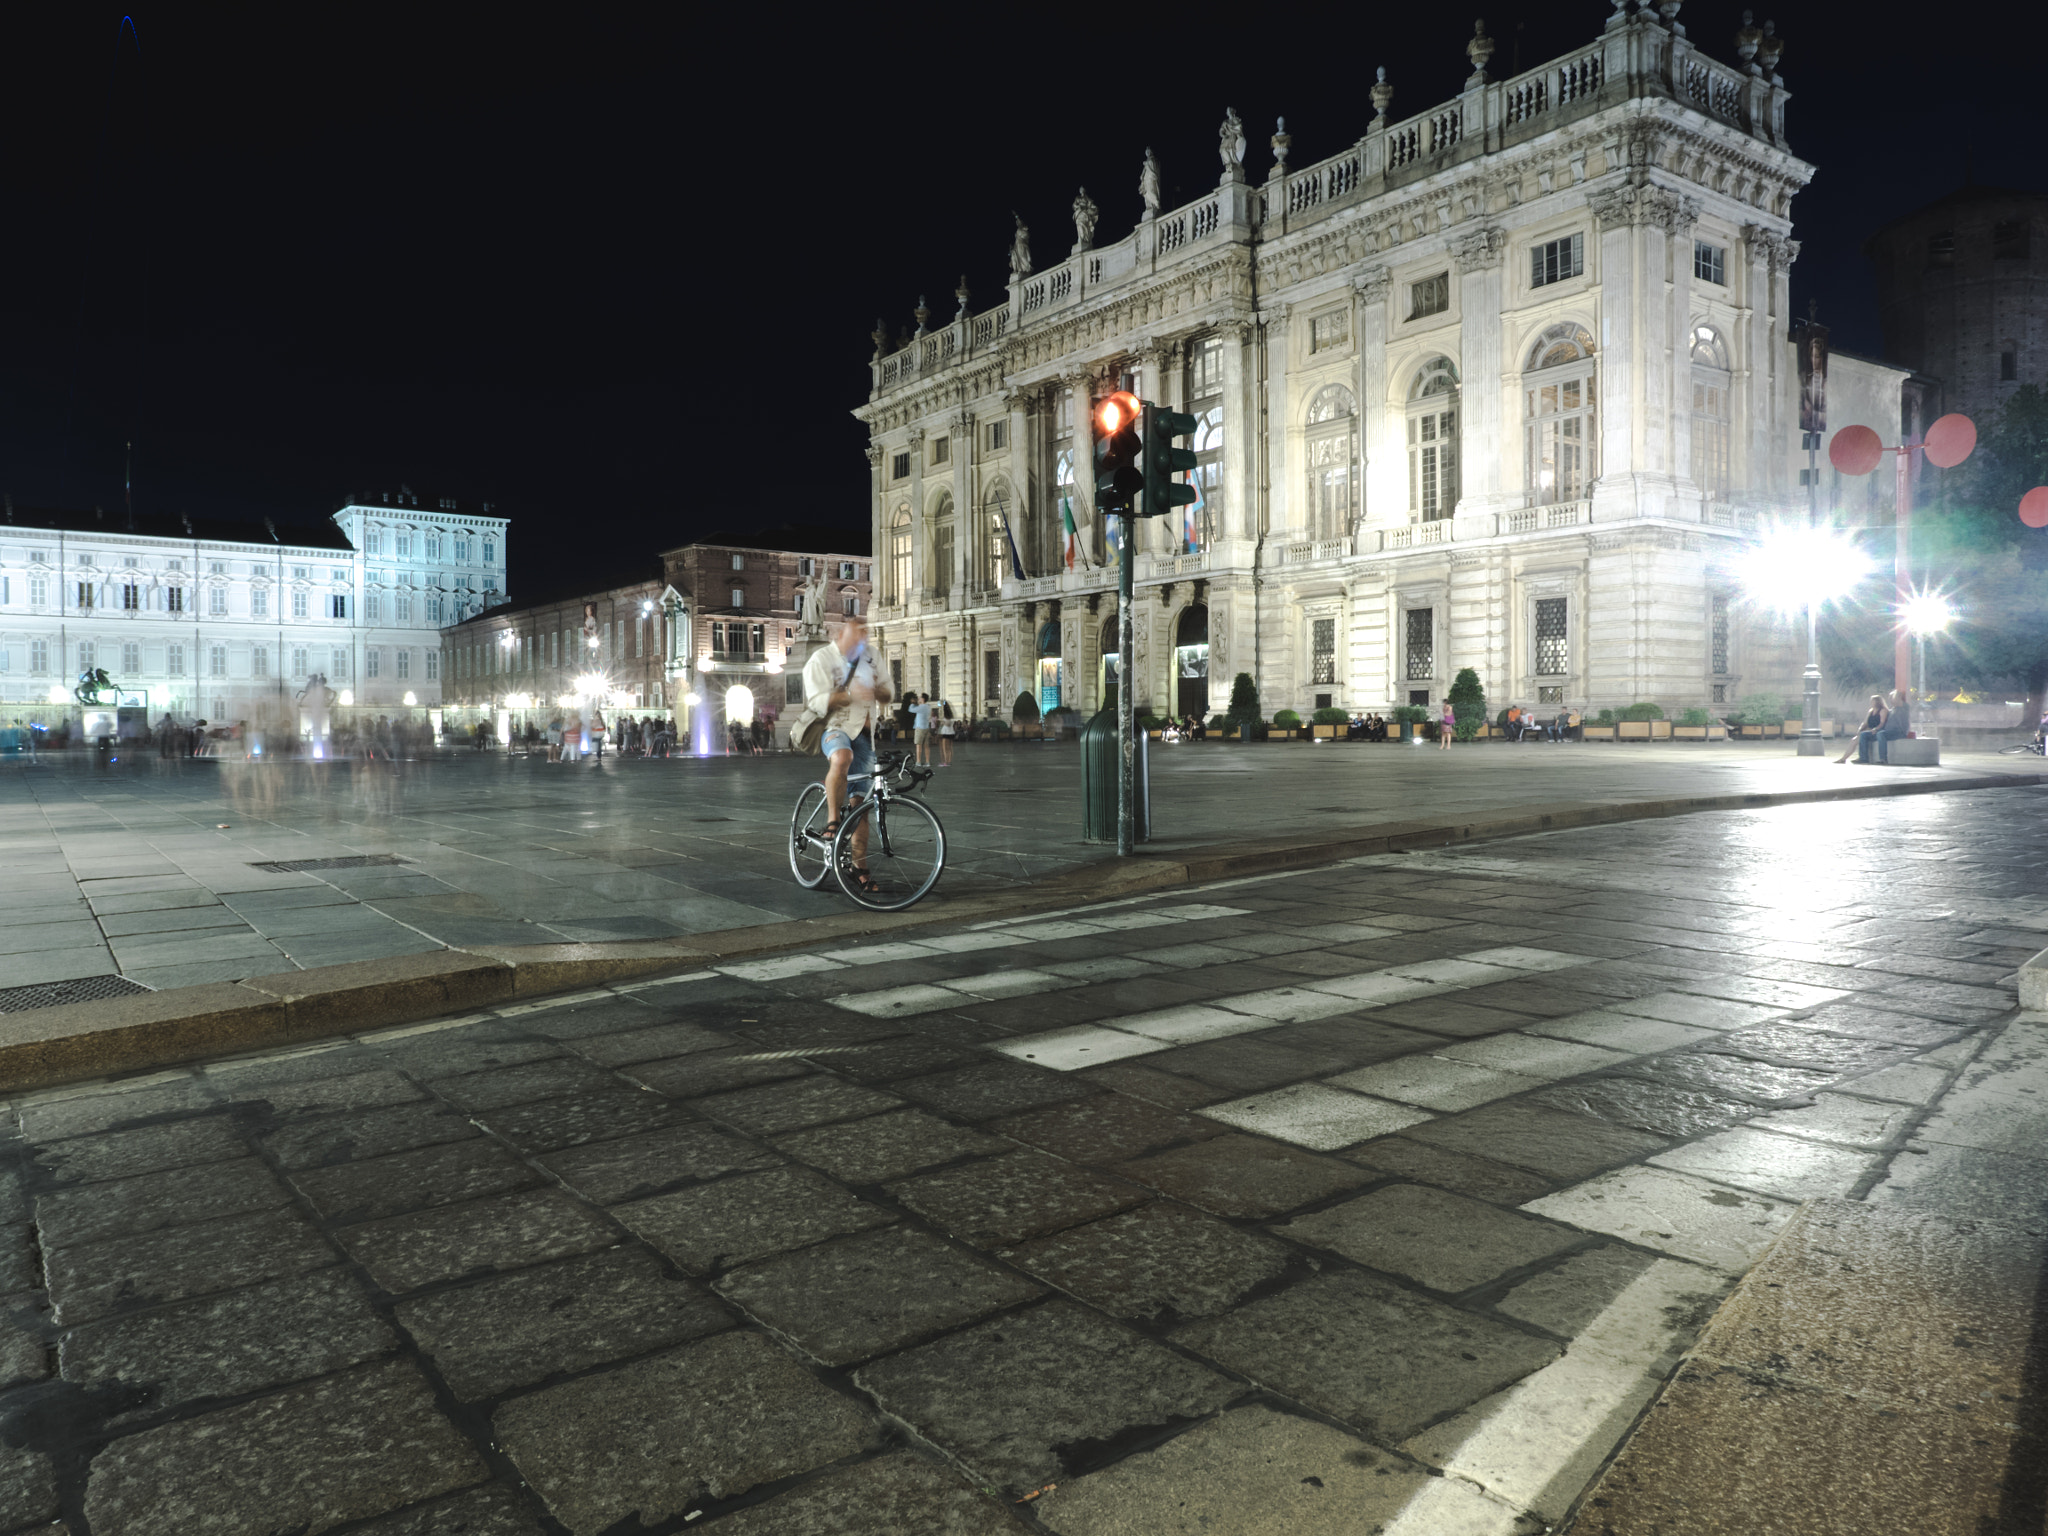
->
[1,769,2031,1093]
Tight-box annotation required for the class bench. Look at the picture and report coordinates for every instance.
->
[1885,735,1939,766]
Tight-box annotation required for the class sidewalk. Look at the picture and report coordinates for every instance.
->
[0,788,2039,1534]
[1,744,2041,998]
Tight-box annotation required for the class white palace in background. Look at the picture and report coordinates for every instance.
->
[0,491,507,724]
[858,6,1908,723]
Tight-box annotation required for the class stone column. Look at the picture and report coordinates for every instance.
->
[905,428,926,606]
[1588,187,1638,520]
[1737,226,1779,509]
[952,411,974,599]
[1008,389,1035,575]
[1264,310,1292,540]
[1353,268,1394,529]
[1450,227,1507,517]
[865,443,885,599]
[1219,321,1256,547]
[1066,369,1096,573]
[1661,192,1701,512]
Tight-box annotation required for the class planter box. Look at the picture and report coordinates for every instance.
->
[1618,720,1652,739]
[1582,725,1617,740]
[1762,723,1783,737]
[1673,724,1707,739]
[1649,719,1673,739]
[1707,724,1728,740]
[1270,728,1299,740]
[1735,724,1767,737]
[1146,730,1162,739]
[1312,724,1339,738]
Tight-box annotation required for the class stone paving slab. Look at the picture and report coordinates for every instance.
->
[0,789,2040,1533]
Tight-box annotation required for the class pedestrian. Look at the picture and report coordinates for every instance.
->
[546,713,563,763]
[909,693,933,766]
[563,709,584,761]
[1438,699,1455,750]
[590,709,607,758]
[1844,694,1886,765]
[937,699,955,765]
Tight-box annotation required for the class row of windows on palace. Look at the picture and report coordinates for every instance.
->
[0,637,435,684]
[358,529,498,564]
[0,576,486,626]
[878,310,1740,603]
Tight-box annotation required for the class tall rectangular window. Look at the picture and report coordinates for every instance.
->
[167,586,185,614]
[985,650,1000,709]
[330,594,349,620]
[892,451,911,480]
[928,655,942,697]
[167,642,184,675]
[1405,608,1434,681]
[251,587,268,618]
[31,640,49,673]
[1535,597,1568,676]
[209,645,227,678]
[986,421,1007,451]
[425,650,439,681]
[931,435,950,464]
[291,590,307,619]
[122,584,141,611]
[121,641,141,673]
[1711,593,1730,675]
[331,647,349,679]
[252,646,268,678]
[1407,274,1449,319]
[482,540,495,563]
[1692,240,1726,285]
[425,536,441,560]
[1311,617,1336,685]
[77,581,95,609]
[396,593,413,623]
[29,577,46,607]
[78,640,95,671]
[366,593,382,623]
[292,647,308,677]
[1530,232,1583,287]
[208,587,227,616]
[396,534,411,558]
[1310,308,1351,350]
[396,649,411,679]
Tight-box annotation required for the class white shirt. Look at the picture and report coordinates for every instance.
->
[803,641,879,738]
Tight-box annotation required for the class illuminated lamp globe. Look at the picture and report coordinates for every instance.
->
[1727,524,1874,617]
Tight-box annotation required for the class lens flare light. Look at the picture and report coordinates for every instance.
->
[1729,523,1875,617]
[1899,590,1956,637]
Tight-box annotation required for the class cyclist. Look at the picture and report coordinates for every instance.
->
[803,612,892,897]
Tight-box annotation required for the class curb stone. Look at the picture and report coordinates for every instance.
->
[1,770,2032,1093]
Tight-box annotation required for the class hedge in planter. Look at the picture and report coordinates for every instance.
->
[1273,709,1303,730]
[1448,667,1488,740]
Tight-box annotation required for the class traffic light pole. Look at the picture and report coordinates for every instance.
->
[1117,511,1135,857]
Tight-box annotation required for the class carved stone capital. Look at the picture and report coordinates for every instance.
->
[906,427,926,447]
[1451,225,1506,273]
[1586,186,1637,230]
[1641,186,1701,234]
[1352,265,1393,304]
[1744,225,1799,270]
[864,444,884,468]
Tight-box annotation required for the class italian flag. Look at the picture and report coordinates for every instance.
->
[1061,494,1085,571]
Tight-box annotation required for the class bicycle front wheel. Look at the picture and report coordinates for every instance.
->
[834,794,946,911]
[789,783,834,888]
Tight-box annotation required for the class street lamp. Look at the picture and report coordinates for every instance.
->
[1899,590,1955,717]
[1728,521,1874,756]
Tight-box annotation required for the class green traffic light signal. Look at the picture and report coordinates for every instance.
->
[1093,391,1144,516]
[1141,403,1198,518]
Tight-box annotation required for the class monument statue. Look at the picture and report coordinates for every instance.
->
[1218,109,1246,181]
[1008,214,1033,280]
[1071,187,1099,252]
[1139,148,1161,217]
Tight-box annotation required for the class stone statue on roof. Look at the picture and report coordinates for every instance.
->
[1218,109,1246,182]
[1008,213,1033,281]
[1139,148,1162,217]
[1072,188,1099,253]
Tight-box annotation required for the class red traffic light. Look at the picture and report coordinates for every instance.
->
[1097,391,1140,435]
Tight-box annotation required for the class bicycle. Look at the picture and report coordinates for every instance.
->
[1998,739,2046,756]
[788,750,946,911]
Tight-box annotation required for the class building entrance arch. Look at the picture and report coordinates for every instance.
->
[1174,605,1209,720]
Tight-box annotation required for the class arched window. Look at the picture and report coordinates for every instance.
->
[1407,358,1461,521]
[1524,324,1597,503]
[928,492,955,600]
[1188,407,1224,551]
[1305,385,1358,541]
[1689,325,1731,501]
[887,505,912,605]
[981,485,1013,588]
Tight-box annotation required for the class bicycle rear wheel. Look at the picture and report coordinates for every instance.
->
[789,783,834,888]
[833,794,945,911]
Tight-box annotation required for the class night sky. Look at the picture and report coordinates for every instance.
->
[2,6,2040,600]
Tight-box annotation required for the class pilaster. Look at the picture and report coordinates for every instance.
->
[1219,320,1256,545]
[1451,227,1508,514]
[1353,268,1395,528]
[1588,186,1638,520]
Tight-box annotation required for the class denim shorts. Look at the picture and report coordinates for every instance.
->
[822,727,875,788]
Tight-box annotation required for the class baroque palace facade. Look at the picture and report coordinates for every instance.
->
[858,7,1845,723]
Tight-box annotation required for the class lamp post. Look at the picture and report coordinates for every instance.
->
[1899,591,1954,726]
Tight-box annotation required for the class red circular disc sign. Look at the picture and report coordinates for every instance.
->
[1829,424,1883,476]
[1924,412,1977,469]
[2020,487,2048,529]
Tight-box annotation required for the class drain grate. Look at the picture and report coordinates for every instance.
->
[0,974,154,1014]
[248,854,414,874]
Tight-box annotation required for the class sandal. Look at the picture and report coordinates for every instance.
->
[847,867,882,895]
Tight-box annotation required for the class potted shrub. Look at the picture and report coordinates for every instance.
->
[1310,705,1348,738]
[1012,692,1041,739]
[1582,706,1618,741]
[1390,703,1431,739]
[1448,667,1488,742]
[1673,706,1712,740]
[1224,673,1262,741]
[1206,713,1227,741]
[1733,693,1786,738]
[1272,708,1303,740]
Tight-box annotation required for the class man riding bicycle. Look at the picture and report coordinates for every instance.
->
[803,612,893,897]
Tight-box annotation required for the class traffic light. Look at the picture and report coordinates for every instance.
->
[1094,391,1143,516]
[1141,403,1198,518]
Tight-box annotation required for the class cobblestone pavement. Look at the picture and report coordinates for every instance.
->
[2,790,2045,1534]
[0,741,2038,994]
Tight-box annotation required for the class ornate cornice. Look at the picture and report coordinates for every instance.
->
[1451,225,1506,272]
